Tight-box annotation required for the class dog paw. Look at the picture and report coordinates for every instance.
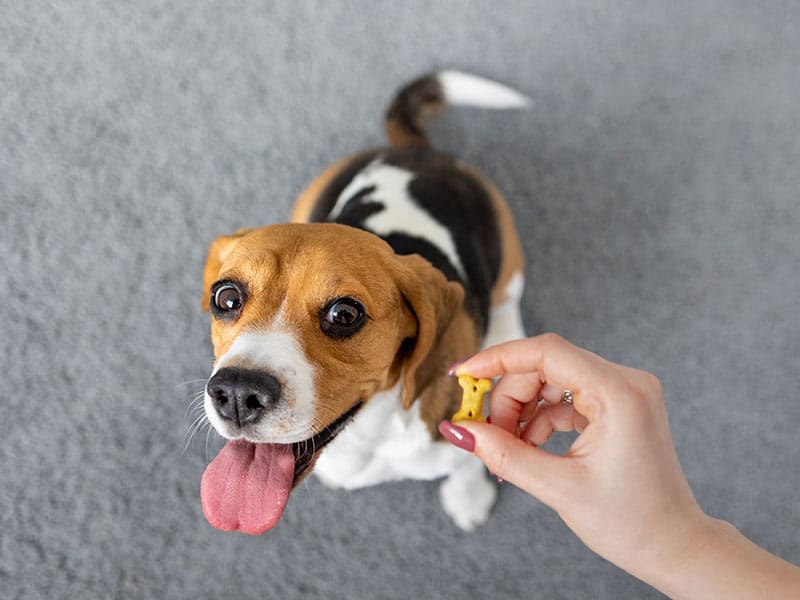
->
[439,467,497,531]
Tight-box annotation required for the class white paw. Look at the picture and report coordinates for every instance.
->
[439,466,497,531]
[313,448,370,489]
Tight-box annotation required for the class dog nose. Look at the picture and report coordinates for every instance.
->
[206,368,282,427]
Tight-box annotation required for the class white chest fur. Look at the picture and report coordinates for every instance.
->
[313,384,497,531]
[314,384,474,489]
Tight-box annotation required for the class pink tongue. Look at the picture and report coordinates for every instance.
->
[201,440,295,535]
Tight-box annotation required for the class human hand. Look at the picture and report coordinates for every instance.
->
[439,333,708,581]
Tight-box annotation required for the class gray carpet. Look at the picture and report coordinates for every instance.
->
[2,2,799,598]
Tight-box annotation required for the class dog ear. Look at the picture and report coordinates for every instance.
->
[394,254,464,409]
[200,228,253,311]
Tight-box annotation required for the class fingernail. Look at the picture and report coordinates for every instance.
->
[446,359,467,376]
[486,415,492,425]
[438,420,475,453]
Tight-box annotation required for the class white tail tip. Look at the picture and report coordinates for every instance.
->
[438,70,532,109]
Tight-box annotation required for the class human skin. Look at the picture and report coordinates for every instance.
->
[439,333,800,599]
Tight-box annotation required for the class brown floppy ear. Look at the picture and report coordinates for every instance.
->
[200,228,253,311]
[395,254,465,409]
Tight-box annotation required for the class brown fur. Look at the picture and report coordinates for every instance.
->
[384,118,431,148]
[202,223,464,437]
[413,309,479,436]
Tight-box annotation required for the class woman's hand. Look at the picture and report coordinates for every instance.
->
[441,333,705,579]
[440,334,800,598]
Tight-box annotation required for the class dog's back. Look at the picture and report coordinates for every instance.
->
[295,71,529,337]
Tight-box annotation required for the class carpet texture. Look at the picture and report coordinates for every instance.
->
[2,2,798,598]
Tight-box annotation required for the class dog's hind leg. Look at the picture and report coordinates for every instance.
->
[482,272,526,350]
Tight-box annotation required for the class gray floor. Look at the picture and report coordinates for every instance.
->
[2,2,799,599]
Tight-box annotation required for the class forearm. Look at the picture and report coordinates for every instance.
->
[644,517,800,600]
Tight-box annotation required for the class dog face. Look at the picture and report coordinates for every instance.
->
[201,222,463,482]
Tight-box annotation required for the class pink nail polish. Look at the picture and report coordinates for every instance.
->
[446,358,467,376]
[438,420,475,453]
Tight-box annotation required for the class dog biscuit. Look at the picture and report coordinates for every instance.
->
[452,374,492,422]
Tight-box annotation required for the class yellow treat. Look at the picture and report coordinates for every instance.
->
[452,375,492,422]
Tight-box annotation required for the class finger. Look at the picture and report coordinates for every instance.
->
[522,403,583,446]
[488,372,543,434]
[539,383,590,428]
[519,398,541,424]
[455,334,587,378]
[456,333,617,422]
[539,383,564,404]
[457,421,578,508]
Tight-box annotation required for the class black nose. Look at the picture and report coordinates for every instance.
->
[206,368,282,427]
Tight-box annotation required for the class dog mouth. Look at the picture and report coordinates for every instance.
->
[291,402,363,484]
[200,402,362,535]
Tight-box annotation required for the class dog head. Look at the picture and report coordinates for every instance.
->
[198,222,463,534]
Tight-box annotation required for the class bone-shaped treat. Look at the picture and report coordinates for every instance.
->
[451,374,493,422]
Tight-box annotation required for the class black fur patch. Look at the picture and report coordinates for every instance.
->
[332,186,383,225]
[383,232,488,332]
[309,151,381,222]
[312,146,501,335]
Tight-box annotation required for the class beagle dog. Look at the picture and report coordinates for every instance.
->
[199,71,528,534]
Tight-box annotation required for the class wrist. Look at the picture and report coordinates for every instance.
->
[623,506,718,590]
[636,515,800,600]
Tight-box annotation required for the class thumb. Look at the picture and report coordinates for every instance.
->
[443,420,576,510]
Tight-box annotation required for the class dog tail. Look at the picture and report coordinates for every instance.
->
[384,70,531,148]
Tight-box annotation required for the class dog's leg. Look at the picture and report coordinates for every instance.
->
[482,272,526,350]
[439,453,497,531]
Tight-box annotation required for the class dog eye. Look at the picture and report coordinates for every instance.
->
[211,282,245,318]
[320,298,367,338]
